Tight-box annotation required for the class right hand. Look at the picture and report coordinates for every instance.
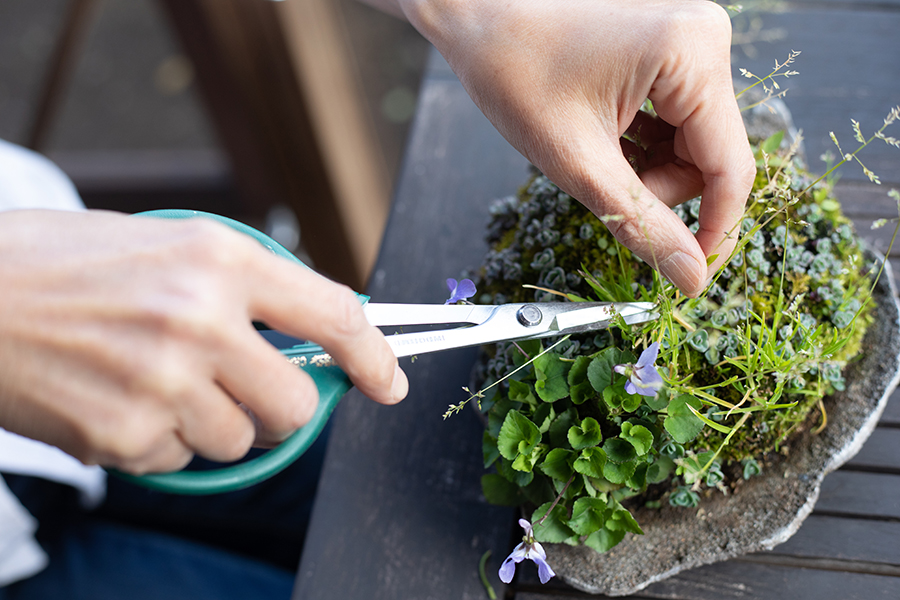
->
[0,210,407,475]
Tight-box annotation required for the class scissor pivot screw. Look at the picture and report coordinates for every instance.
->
[517,305,543,327]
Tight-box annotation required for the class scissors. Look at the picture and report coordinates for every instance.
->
[115,210,657,494]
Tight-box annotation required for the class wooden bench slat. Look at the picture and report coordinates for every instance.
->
[882,389,900,425]
[816,470,900,518]
[733,7,900,188]
[515,561,900,599]
[293,72,528,600]
[762,514,900,564]
[845,428,900,471]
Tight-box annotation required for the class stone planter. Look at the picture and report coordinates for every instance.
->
[546,250,900,596]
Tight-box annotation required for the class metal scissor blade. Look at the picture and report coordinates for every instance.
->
[364,303,496,327]
[552,302,658,334]
[378,301,659,358]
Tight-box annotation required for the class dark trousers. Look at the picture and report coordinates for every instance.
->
[1,423,331,600]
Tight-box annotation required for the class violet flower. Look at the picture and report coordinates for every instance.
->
[614,342,664,397]
[445,278,476,304]
[499,519,556,585]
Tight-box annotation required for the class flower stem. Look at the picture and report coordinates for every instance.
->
[538,472,576,527]
[478,550,497,600]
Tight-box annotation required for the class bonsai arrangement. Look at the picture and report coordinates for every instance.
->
[458,98,900,593]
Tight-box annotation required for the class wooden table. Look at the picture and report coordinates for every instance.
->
[294,3,900,597]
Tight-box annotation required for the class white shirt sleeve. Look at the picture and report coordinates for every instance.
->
[0,139,106,586]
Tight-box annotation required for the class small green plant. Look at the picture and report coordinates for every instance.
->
[465,103,900,557]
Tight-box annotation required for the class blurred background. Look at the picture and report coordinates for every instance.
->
[0,0,430,289]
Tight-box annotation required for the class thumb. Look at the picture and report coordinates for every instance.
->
[573,150,708,296]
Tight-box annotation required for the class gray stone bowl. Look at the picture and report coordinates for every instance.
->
[547,251,900,596]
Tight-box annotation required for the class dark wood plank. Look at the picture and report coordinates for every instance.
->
[815,470,900,518]
[883,389,900,425]
[294,63,531,600]
[517,562,900,600]
[763,514,900,564]
[732,7,900,187]
[845,428,900,472]
[645,560,900,600]
[836,182,900,219]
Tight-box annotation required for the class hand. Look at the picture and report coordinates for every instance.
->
[398,0,756,296]
[0,210,408,474]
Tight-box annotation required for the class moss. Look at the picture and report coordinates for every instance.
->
[475,141,876,524]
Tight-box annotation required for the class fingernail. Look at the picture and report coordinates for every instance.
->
[661,252,703,296]
[390,364,409,403]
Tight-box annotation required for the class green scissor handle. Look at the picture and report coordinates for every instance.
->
[110,209,360,495]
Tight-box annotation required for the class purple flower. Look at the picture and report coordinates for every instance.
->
[614,342,664,397]
[499,519,555,585]
[445,278,476,304]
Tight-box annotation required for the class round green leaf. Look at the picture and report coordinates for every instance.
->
[531,502,575,543]
[626,462,648,490]
[568,497,608,536]
[620,422,653,456]
[512,444,546,472]
[534,352,571,402]
[568,417,603,450]
[508,379,536,405]
[568,355,592,386]
[498,410,541,461]
[602,459,637,484]
[588,347,633,394]
[573,447,608,478]
[664,394,705,444]
[584,526,626,554]
[620,392,643,413]
[540,448,575,481]
[602,437,637,464]
[607,502,643,534]
[646,455,675,484]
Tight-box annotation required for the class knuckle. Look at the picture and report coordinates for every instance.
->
[656,3,731,55]
[86,409,169,467]
[172,220,258,289]
[687,1,731,36]
[180,219,247,266]
[125,358,193,402]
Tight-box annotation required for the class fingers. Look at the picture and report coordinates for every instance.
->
[575,147,708,296]
[648,4,756,275]
[174,379,257,462]
[243,255,408,408]
[89,377,256,473]
[215,323,322,443]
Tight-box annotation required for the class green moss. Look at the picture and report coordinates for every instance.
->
[474,140,877,551]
